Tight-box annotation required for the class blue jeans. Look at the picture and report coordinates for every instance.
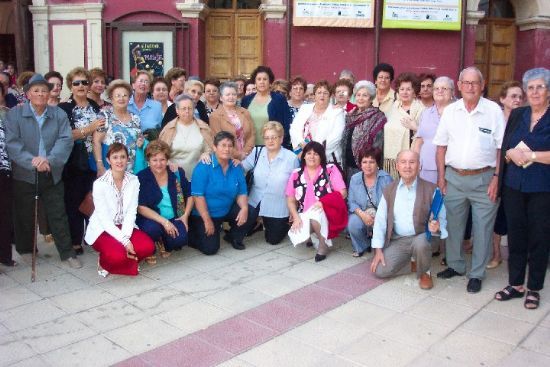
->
[347,213,372,253]
[136,217,187,251]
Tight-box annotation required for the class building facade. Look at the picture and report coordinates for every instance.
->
[0,0,548,99]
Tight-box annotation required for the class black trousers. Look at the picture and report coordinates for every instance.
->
[0,171,13,263]
[502,185,550,291]
[13,173,74,260]
[188,203,252,255]
[64,169,96,245]
[246,203,289,245]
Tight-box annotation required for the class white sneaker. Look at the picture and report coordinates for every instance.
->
[66,256,82,269]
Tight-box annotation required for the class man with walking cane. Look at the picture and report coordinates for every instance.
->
[5,74,82,271]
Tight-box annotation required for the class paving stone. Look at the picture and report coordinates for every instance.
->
[155,299,232,334]
[338,332,423,367]
[459,309,535,345]
[429,330,515,366]
[0,299,66,332]
[42,335,132,367]
[241,273,307,298]
[520,325,550,356]
[49,286,117,313]
[16,315,96,354]
[203,285,273,314]
[0,334,36,366]
[124,286,196,315]
[104,318,182,354]
[238,334,363,367]
[75,300,144,333]
[0,286,42,312]
[373,313,452,349]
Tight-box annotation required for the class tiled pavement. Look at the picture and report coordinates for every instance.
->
[1,234,549,367]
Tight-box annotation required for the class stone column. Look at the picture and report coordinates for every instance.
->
[28,2,49,74]
[511,0,550,79]
[463,0,484,69]
[176,0,209,77]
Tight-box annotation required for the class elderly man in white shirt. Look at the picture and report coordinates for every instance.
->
[433,66,505,293]
[370,150,447,290]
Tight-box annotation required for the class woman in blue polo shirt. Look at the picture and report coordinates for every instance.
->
[189,131,250,255]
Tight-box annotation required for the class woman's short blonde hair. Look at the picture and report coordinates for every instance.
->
[145,140,171,161]
[66,67,90,89]
[131,70,153,84]
[262,121,284,138]
[184,79,204,92]
[106,79,132,99]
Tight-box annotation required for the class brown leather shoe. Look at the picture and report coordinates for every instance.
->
[410,260,417,273]
[419,273,433,290]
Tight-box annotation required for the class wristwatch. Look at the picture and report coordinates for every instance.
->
[531,152,537,161]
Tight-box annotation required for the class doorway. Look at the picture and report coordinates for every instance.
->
[205,0,262,79]
[475,0,516,100]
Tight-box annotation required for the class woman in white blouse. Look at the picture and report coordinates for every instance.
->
[242,122,299,244]
[85,143,155,277]
[290,80,345,165]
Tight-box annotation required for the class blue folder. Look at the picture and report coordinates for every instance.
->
[426,187,444,240]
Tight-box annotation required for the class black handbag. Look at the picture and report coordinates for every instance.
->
[245,146,263,193]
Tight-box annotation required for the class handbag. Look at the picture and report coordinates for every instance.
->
[78,191,94,217]
[245,146,263,193]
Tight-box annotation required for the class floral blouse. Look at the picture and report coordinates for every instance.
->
[0,110,10,172]
[71,104,99,153]
[99,107,142,172]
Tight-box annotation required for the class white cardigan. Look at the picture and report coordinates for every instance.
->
[289,103,345,163]
[84,170,140,246]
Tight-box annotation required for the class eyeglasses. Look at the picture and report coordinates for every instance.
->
[526,84,547,93]
[113,94,129,99]
[377,75,391,81]
[72,80,89,86]
[136,79,150,85]
[434,87,451,92]
[460,80,481,87]
[315,91,330,96]
[263,136,280,141]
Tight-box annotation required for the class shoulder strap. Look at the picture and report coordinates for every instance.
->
[252,145,263,168]
[361,173,378,210]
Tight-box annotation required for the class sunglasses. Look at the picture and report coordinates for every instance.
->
[72,80,89,86]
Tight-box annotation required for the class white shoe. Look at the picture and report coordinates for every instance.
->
[66,256,82,269]
[97,259,109,277]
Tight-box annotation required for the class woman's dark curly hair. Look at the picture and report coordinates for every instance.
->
[250,65,275,84]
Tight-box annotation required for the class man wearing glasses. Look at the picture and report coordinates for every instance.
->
[433,66,505,293]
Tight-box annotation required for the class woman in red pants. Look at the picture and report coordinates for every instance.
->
[84,142,154,276]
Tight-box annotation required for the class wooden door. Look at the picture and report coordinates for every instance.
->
[205,6,262,79]
[475,19,516,100]
[206,11,235,79]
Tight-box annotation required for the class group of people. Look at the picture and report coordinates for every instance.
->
[0,61,548,311]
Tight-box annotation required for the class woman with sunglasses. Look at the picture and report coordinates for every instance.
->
[59,67,106,255]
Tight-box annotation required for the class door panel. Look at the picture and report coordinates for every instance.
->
[206,10,261,79]
[474,19,516,100]
[206,12,234,79]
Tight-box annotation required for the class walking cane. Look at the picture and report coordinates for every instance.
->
[31,169,39,282]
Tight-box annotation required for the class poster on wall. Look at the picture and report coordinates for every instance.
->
[293,0,374,28]
[121,31,174,82]
[129,42,165,78]
[382,0,461,31]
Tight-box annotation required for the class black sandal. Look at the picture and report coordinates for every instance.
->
[524,290,540,310]
[495,285,525,301]
[73,245,84,256]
